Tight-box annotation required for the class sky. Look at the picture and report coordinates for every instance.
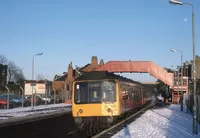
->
[0,0,200,82]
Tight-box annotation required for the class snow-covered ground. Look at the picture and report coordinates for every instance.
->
[0,103,71,120]
[112,104,200,138]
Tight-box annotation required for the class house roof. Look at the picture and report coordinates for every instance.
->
[54,74,67,81]
[79,63,91,71]
[53,62,98,81]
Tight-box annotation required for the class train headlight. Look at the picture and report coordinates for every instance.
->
[107,116,114,124]
[79,109,83,113]
[107,108,111,113]
[74,117,82,125]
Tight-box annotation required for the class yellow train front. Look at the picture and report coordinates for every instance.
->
[72,71,146,135]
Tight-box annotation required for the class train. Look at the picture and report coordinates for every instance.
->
[72,71,154,135]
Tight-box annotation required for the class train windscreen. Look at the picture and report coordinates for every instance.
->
[74,80,116,104]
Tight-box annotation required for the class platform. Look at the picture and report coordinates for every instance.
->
[112,104,200,138]
[0,103,72,127]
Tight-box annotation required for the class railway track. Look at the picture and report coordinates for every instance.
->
[91,103,155,138]
[68,102,156,138]
[0,102,158,138]
[0,112,88,138]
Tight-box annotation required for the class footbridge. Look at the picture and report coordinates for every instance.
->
[96,61,174,88]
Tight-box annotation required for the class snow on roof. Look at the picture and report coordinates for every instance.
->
[112,104,200,138]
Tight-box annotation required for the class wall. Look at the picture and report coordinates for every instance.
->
[25,83,46,95]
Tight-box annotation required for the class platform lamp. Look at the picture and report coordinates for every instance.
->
[169,0,198,134]
[170,48,183,111]
[31,53,43,109]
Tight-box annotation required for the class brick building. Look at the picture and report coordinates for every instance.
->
[0,64,7,89]
[182,56,200,80]
[52,56,104,100]
[171,55,200,103]
[182,56,200,94]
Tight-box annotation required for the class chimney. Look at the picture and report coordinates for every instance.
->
[67,61,73,82]
[91,56,98,66]
[100,59,104,67]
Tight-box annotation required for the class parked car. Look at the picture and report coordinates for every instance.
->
[0,97,8,109]
[25,95,45,106]
[0,94,15,109]
[9,94,31,107]
[38,95,52,104]
[55,95,63,103]
[39,95,63,104]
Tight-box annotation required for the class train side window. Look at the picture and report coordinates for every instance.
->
[128,86,132,100]
[132,87,135,99]
[131,91,134,99]
[139,88,141,95]
[135,91,137,96]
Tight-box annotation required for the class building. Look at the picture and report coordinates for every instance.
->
[183,56,200,94]
[52,56,104,100]
[24,80,52,96]
[0,64,7,88]
[171,55,200,103]
[182,56,200,80]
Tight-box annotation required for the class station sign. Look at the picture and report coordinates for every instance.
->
[30,83,36,86]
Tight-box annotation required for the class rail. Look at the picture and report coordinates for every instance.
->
[92,103,155,138]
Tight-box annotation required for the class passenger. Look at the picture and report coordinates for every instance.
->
[179,93,184,111]
[179,93,183,104]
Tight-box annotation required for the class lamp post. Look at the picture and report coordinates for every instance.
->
[33,86,37,107]
[170,48,183,111]
[169,0,197,134]
[31,53,43,109]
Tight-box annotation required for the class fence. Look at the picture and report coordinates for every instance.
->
[185,94,200,124]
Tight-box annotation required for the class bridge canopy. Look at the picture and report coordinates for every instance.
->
[95,61,174,88]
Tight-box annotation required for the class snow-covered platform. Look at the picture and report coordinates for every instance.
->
[0,103,71,127]
[112,104,200,138]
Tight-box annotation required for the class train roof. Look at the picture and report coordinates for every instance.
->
[74,71,142,85]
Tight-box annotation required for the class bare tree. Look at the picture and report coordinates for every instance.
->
[7,61,25,83]
[0,55,8,65]
[7,61,17,82]
[0,54,25,84]
[14,70,25,83]
[37,73,46,81]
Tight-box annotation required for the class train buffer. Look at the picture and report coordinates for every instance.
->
[111,104,200,138]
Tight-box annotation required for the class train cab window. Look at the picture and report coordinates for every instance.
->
[101,80,116,102]
[75,82,88,104]
[74,80,116,104]
[88,83,101,103]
